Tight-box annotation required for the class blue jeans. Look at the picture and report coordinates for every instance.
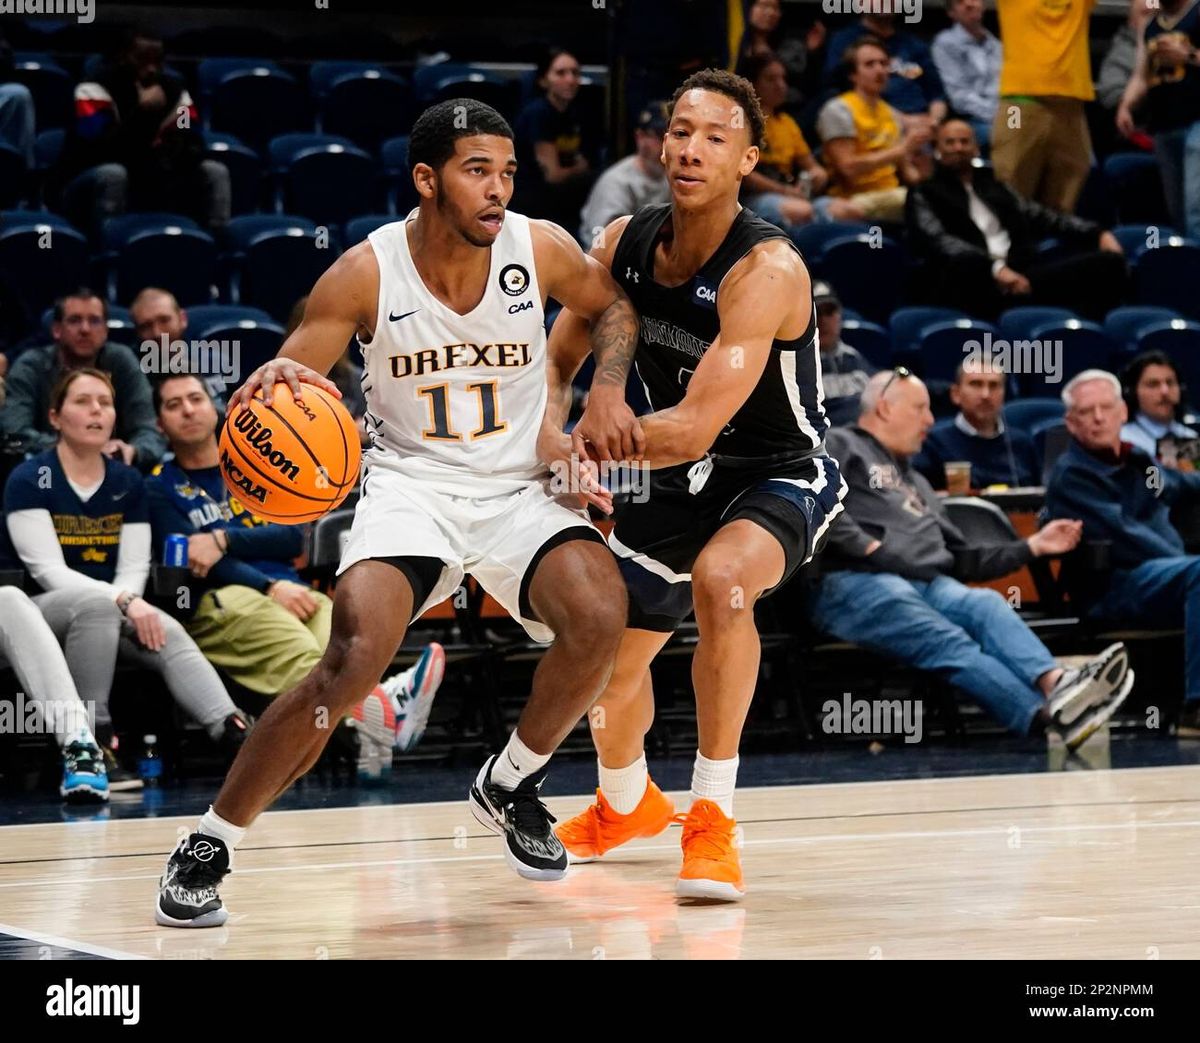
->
[0,82,34,169]
[1091,556,1200,703]
[1154,120,1200,241]
[806,571,1053,734]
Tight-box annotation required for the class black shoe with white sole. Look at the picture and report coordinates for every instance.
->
[469,754,568,882]
[156,832,230,928]
[1047,643,1129,727]
[1060,669,1135,751]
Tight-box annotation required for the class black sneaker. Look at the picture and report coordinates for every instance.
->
[216,713,250,761]
[1046,643,1129,726]
[156,832,230,928]
[100,743,143,792]
[469,754,568,881]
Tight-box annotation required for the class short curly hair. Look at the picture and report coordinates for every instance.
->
[669,68,765,149]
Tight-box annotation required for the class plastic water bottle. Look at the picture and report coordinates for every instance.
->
[138,734,162,788]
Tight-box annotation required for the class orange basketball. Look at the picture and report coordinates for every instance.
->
[218,382,361,523]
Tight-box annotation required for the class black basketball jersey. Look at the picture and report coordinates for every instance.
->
[610,202,828,459]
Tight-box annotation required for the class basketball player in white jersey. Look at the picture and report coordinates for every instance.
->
[155,99,641,927]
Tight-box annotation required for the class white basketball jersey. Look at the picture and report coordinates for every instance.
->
[358,210,548,496]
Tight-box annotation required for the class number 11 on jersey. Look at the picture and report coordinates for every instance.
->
[417,381,509,441]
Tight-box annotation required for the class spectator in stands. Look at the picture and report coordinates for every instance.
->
[1,288,165,469]
[991,0,1096,213]
[1044,369,1200,734]
[514,47,597,230]
[0,30,35,169]
[906,120,1126,321]
[741,53,853,229]
[0,584,112,802]
[824,13,948,125]
[2,369,248,778]
[807,368,1132,745]
[914,358,1041,489]
[734,0,827,110]
[813,280,875,426]
[1098,0,1157,113]
[1119,351,1198,465]
[1117,0,1200,240]
[932,0,1002,148]
[51,30,230,238]
[147,374,444,756]
[578,101,670,245]
[817,37,932,223]
[129,286,227,410]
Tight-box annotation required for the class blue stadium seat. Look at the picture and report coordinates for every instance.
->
[1112,223,1181,259]
[840,319,890,369]
[184,304,276,331]
[314,66,412,153]
[1,208,77,231]
[190,318,287,379]
[998,306,1076,344]
[1103,152,1170,226]
[10,55,73,130]
[203,131,263,216]
[890,306,968,356]
[1136,319,1200,353]
[1104,305,1179,351]
[820,234,904,325]
[917,320,998,383]
[0,217,89,335]
[1002,398,1063,434]
[380,135,417,215]
[225,214,336,323]
[33,127,64,172]
[1135,241,1200,321]
[412,63,517,120]
[268,133,378,226]
[200,60,311,154]
[788,221,872,267]
[343,214,395,245]
[102,216,217,307]
[0,144,27,206]
[1021,320,1119,397]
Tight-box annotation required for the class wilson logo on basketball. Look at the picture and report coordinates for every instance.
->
[232,409,302,482]
[220,448,269,504]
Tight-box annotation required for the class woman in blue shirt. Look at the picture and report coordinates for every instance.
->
[3,369,246,781]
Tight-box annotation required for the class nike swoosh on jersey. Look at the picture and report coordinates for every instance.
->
[389,309,421,322]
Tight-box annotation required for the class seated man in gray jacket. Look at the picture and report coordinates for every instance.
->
[808,369,1132,748]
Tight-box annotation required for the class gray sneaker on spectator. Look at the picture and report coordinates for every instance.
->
[1046,643,1129,727]
[1060,670,1134,751]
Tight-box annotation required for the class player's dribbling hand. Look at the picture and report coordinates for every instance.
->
[571,387,645,463]
[227,359,342,414]
[268,579,320,620]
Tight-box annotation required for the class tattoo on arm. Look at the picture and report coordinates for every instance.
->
[590,296,638,390]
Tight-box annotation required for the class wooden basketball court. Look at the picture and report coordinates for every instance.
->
[2,763,1198,959]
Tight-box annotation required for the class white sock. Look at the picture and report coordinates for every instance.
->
[599,754,648,815]
[690,752,739,818]
[488,731,551,790]
[198,806,247,859]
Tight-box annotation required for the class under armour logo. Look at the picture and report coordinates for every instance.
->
[626,267,639,283]
[190,840,220,862]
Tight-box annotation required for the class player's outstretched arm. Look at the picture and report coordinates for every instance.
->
[227,242,380,413]
[638,242,806,468]
[534,218,643,463]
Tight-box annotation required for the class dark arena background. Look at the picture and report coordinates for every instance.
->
[0,0,1196,1009]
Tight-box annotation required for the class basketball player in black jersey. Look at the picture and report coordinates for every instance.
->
[542,69,846,900]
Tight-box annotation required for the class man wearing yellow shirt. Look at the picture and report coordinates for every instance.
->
[817,37,932,223]
[991,0,1097,212]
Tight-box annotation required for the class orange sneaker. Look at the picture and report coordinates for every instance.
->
[675,799,745,901]
[555,781,675,862]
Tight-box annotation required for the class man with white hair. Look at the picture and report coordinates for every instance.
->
[1045,368,1200,735]
[808,368,1133,747]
